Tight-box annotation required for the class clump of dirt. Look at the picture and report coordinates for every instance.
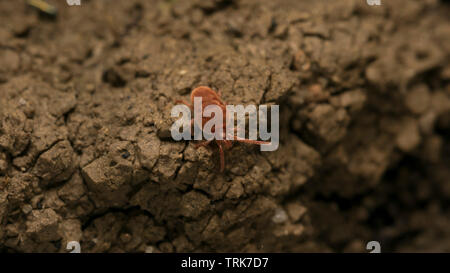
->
[0,0,449,252]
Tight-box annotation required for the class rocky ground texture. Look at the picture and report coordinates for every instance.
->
[0,0,449,252]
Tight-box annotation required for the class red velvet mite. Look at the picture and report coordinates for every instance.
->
[176,86,269,172]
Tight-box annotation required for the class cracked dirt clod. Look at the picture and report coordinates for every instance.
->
[6,173,37,205]
[136,134,160,171]
[180,191,211,219]
[58,219,83,246]
[33,140,76,185]
[81,155,133,208]
[57,172,86,204]
[0,110,30,157]
[302,104,350,149]
[26,208,61,242]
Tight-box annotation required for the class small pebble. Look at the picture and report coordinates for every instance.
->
[145,246,154,253]
[272,208,288,224]
[120,233,132,243]
[286,203,307,222]
[22,204,33,214]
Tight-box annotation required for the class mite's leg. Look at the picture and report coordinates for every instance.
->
[234,138,270,145]
[217,141,225,172]
[223,140,233,149]
[220,133,233,149]
[227,132,271,145]
[226,127,270,145]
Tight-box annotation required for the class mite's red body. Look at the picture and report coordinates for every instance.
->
[177,86,269,172]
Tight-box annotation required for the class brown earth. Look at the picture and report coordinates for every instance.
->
[0,0,449,253]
